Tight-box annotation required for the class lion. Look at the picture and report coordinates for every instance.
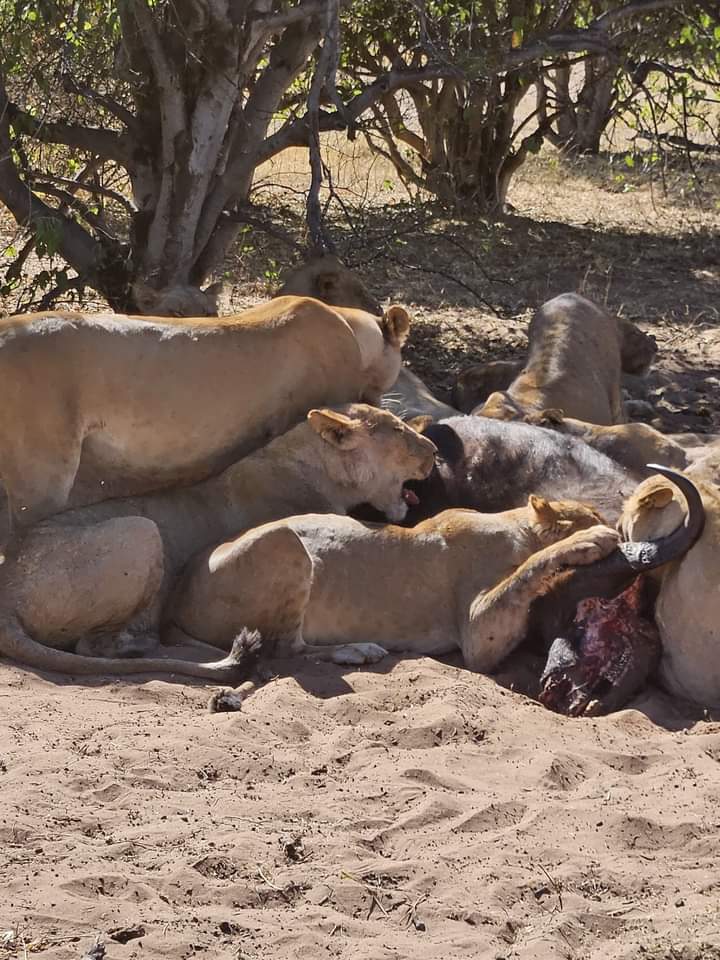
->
[277,254,383,316]
[618,472,720,707]
[172,498,619,680]
[476,293,626,424]
[454,313,656,416]
[452,359,524,413]
[522,409,688,478]
[0,405,436,680]
[0,296,410,532]
[277,255,460,421]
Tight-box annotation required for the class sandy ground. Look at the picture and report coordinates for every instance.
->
[2,654,720,960]
[1,151,720,959]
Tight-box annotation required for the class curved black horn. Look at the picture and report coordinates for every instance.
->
[619,464,705,571]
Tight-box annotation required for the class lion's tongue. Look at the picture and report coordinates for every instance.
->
[402,487,419,506]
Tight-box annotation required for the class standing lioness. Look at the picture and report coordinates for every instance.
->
[0,296,410,528]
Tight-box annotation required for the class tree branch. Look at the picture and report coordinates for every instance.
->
[306,0,341,252]
[60,75,139,132]
[0,77,104,284]
[128,0,187,275]
[31,172,137,216]
[6,103,132,162]
[257,63,459,162]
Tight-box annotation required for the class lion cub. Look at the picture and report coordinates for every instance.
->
[476,293,625,425]
[172,497,619,676]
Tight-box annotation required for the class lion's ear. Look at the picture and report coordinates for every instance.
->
[529,494,557,521]
[381,305,411,347]
[307,409,363,449]
[407,415,433,434]
[639,485,674,509]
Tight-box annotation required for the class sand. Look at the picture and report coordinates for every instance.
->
[2,651,720,960]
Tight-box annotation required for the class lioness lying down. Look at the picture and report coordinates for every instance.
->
[0,406,435,680]
[477,293,626,424]
[619,471,720,707]
[173,499,618,675]
[0,297,409,530]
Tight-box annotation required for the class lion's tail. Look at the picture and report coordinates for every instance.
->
[0,617,262,681]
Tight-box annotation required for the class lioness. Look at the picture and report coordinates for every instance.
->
[0,405,435,680]
[477,293,625,424]
[173,499,618,675]
[618,472,720,707]
[0,297,409,530]
[522,409,688,478]
[277,256,460,422]
[454,310,656,415]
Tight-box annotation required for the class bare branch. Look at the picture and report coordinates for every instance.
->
[594,0,685,30]
[632,130,720,155]
[0,76,104,283]
[222,205,304,253]
[31,172,137,216]
[6,103,131,162]
[31,183,118,240]
[306,0,341,252]
[60,75,139,132]
[258,63,459,162]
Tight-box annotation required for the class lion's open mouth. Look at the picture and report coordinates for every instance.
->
[402,486,419,506]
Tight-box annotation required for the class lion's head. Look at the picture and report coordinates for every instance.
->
[452,360,523,413]
[277,255,382,316]
[307,404,436,522]
[618,475,685,542]
[527,494,605,543]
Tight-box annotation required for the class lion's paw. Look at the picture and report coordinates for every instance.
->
[557,524,621,567]
[331,643,388,666]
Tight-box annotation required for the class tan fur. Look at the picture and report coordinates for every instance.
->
[477,294,625,425]
[0,405,436,680]
[0,297,410,529]
[278,255,458,422]
[277,255,382,316]
[524,410,688,477]
[454,312,655,417]
[685,440,720,487]
[173,497,619,674]
[618,474,720,706]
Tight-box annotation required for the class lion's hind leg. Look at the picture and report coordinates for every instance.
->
[171,525,314,656]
